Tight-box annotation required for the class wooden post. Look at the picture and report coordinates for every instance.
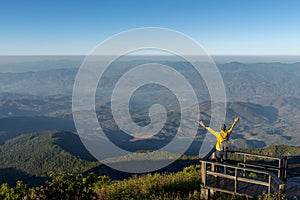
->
[201,161,207,186]
[201,161,210,200]
[278,184,285,198]
[283,158,288,181]
[278,159,281,178]
[200,188,210,200]
[268,176,271,194]
[243,155,246,176]
[234,168,237,193]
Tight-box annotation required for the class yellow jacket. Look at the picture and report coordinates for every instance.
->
[204,125,236,151]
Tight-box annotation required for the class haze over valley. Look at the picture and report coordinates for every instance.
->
[1,56,300,152]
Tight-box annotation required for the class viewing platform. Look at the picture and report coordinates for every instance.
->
[200,150,300,199]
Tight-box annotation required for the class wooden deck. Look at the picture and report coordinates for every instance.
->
[203,175,300,199]
[200,151,300,199]
[286,177,300,199]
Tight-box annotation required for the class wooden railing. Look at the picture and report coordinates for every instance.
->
[284,154,300,178]
[200,160,285,199]
[227,151,287,179]
[199,149,300,199]
[227,151,300,180]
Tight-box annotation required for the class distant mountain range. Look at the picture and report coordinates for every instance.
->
[1,59,300,186]
[0,61,300,100]
[1,95,299,151]
[0,68,77,95]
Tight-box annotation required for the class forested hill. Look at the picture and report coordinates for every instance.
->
[1,141,299,199]
[0,130,200,186]
[0,131,97,185]
[0,129,299,199]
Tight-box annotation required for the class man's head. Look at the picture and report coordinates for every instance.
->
[221,124,226,131]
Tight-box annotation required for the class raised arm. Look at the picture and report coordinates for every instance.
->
[199,121,207,128]
[227,117,239,133]
[199,121,219,137]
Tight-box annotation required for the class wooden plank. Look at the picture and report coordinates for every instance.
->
[204,186,254,198]
[236,161,281,171]
[269,172,285,185]
[206,177,273,197]
[287,154,300,159]
[237,177,269,187]
[204,161,271,175]
[230,151,282,161]
[288,164,300,168]
[207,171,235,179]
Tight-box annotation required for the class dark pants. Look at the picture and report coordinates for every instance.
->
[215,150,227,173]
[215,150,227,163]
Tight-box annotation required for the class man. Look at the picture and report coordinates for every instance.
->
[199,117,239,163]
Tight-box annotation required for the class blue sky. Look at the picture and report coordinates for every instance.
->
[0,0,299,55]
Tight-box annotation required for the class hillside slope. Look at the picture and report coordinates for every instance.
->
[0,131,96,178]
[0,130,200,186]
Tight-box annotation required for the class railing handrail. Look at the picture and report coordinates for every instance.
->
[227,150,289,180]
[201,160,283,180]
[232,160,284,173]
[286,154,300,159]
[200,150,300,199]
[287,164,300,169]
[200,159,285,196]
[202,150,300,180]
[268,170,285,186]
[228,151,282,161]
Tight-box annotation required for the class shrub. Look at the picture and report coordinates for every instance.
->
[34,173,110,200]
[94,165,201,200]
